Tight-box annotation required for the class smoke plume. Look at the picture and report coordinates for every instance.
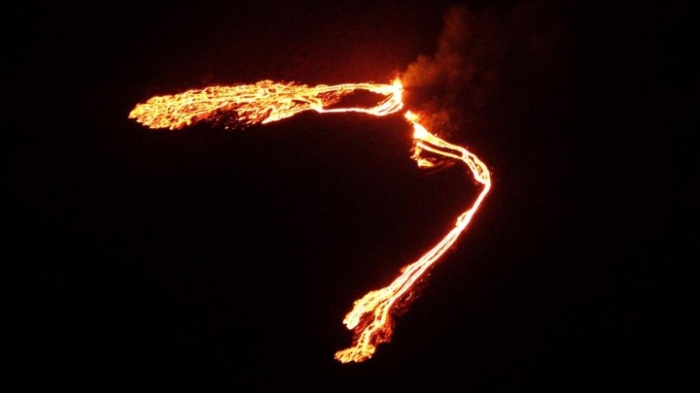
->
[401,5,508,137]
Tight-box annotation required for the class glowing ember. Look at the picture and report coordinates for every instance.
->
[129,79,491,363]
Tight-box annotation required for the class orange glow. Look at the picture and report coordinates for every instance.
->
[129,80,403,129]
[129,79,491,363]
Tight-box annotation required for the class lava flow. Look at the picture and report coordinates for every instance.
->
[129,79,491,363]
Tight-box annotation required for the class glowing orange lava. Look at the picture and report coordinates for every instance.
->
[129,80,404,129]
[129,79,491,363]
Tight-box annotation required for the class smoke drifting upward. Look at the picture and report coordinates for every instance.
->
[401,5,507,137]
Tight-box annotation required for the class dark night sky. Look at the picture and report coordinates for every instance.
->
[5,0,694,391]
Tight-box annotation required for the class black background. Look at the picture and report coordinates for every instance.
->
[5,0,693,391]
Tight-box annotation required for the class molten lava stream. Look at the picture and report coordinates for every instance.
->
[128,80,491,363]
[333,111,490,363]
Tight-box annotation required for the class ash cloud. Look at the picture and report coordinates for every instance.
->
[401,5,508,137]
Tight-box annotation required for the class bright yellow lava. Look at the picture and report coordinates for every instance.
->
[129,79,404,129]
[129,79,491,363]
